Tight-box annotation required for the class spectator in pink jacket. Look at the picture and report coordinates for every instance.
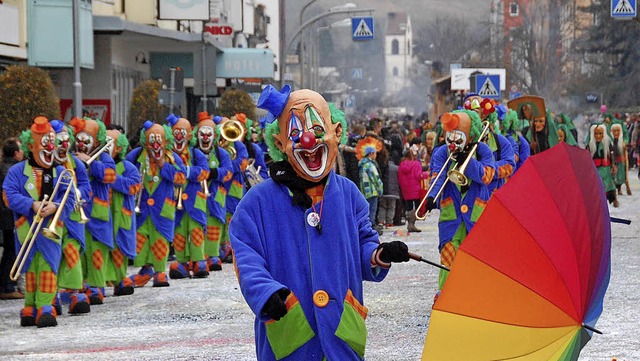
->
[398,144,425,233]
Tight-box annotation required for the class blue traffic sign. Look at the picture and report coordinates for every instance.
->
[352,68,363,80]
[352,17,374,40]
[611,0,636,18]
[475,74,501,100]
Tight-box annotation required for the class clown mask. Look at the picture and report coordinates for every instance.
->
[146,124,166,162]
[105,130,121,159]
[272,90,342,182]
[172,118,192,154]
[442,112,472,154]
[197,119,216,154]
[29,117,56,169]
[75,119,100,155]
[54,127,71,164]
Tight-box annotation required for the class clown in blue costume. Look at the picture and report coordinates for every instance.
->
[126,121,186,287]
[2,116,74,327]
[165,114,211,279]
[424,110,495,290]
[235,112,270,185]
[218,115,249,263]
[194,112,233,271]
[497,106,530,172]
[230,85,410,361]
[70,117,116,305]
[105,129,140,296]
[50,119,92,314]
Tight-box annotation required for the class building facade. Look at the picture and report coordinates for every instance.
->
[384,12,414,96]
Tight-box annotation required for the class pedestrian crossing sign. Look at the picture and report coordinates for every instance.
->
[475,74,501,100]
[611,0,636,18]
[352,17,374,40]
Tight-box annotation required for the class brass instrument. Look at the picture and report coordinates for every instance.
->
[446,121,491,187]
[10,195,49,281]
[415,153,454,220]
[10,169,77,280]
[86,138,115,165]
[41,169,77,242]
[219,119,245,160]
[176,186,184,210]
[65,156,89,224]
[134,164,147,213]
[201,179,211,197]
[244,159,264,188]
[415,121,491,220]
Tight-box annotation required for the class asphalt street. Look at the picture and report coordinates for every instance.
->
[0,173,638,361]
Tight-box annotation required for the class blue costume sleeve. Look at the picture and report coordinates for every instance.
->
[71,155,92,204]
[494,134,515,179]
[233,141,249,172]
[464,142,496,185]
[427,146,449,199]
[229,205,289,322]
[187,148,210,183]
[352,183,388,282]
[518,135,530,168]
[88,152,116,181]
[3,164,35,217]
[161,152,187,186]
[125,147,142,165]
[216,147,233,182]
[252,143,269,179]
[112,160,141,195]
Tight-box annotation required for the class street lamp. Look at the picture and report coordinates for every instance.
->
[313,18,352,91]
[286,4,374,90]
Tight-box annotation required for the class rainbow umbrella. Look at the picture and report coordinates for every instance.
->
[422,143,611,361]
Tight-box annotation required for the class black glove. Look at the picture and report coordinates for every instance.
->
[425,197,436,212]
[207,168,219,181]
[453,150,469,165]
[261,288,291,321]
[377,241,410,263]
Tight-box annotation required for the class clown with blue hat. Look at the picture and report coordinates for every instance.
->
[125,120,186,288]
[49,119,92,315]
[165,114,211,280]
[229,85,411,360]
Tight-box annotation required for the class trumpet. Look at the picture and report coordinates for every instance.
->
[244,159,264,188]
[71,174,89,224]
[10,195,49,281]
[134,164,147,213]
[86,138,115,165]
[175,186,184,210]
[415,121,491,220]
[201,179,211,197]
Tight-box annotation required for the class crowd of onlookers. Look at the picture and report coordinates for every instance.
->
[335,114,436,235]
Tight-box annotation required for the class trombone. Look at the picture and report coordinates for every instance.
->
[10,169,77,280]
[85,138,115,165]
[415,121,491,220]
[201,179,211,197]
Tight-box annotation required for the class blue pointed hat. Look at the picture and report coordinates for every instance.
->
[496,104,508,121]
[257,84,291,119]
[50,119,65,133]
[213,116,223,125]
[166,113,179,127]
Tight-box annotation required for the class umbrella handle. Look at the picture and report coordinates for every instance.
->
[610,217,631,225]
[408,252,450,272]
[582,324,602,334]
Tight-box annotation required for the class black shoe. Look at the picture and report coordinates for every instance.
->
[394,221,406,226]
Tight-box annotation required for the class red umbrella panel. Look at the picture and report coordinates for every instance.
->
[422,143,611,361]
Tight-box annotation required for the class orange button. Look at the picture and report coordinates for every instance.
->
[460,205,469,214]
[181,193,188,200]
[147,198,155,206]
[313,290,329,307]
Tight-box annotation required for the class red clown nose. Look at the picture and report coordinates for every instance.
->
[300,131,316,149]
[448,143,457,152]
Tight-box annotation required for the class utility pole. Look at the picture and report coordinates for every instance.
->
[72,0,82,118]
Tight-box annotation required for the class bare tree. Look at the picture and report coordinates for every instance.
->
[413,15,481,68]
[508,1,563,97]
